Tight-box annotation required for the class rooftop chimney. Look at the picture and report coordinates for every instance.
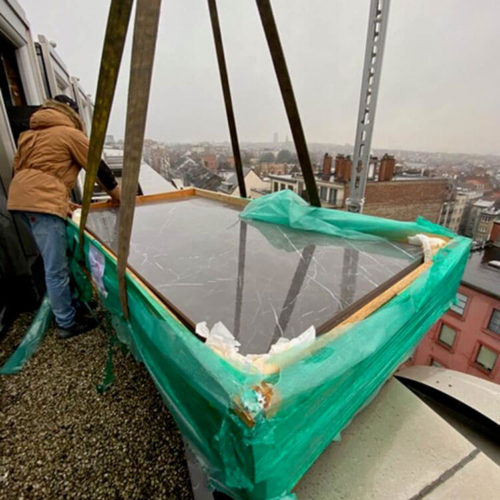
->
[378,154,395,181]
[322,153,333,181]
[334,154,352,183]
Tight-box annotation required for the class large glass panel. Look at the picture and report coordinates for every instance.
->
[87,197,423,355]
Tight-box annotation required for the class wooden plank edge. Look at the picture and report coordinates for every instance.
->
[87,187,248,211]
[194,188,249,207]
[88,188,196,210]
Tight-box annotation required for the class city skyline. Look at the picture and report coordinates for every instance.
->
[22,0,500,156]
[129,136,500,161]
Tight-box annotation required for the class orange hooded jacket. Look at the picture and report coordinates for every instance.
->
[8,100,91,219]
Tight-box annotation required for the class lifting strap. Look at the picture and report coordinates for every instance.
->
[207,0,247,198]
[79,0,134,253]
[255,0,321,207]
[117,0,162,318]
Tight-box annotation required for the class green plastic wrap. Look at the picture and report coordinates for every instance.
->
[0,295,53,375]
[66,190,470,499]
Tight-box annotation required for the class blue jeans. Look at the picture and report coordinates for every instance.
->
[20,212,76,328]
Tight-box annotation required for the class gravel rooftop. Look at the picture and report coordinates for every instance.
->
[0,313,193,499]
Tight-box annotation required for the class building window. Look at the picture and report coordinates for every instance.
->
[320,186,328,201]
[329,188,337,205]
[487,309,500,335]
[450,292,467,316]
[280,183,286,191]
[273,182,278,192]
[437,323,456,348]
[475,345,498,372]
[430,358,443,367]
[288,185,294,190]
[0,34,27,107]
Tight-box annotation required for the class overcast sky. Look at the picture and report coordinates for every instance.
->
[21,0,500,155]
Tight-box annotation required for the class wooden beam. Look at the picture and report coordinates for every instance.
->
[194,188,249,207]
[88,188,196,211]
[86,187,251,212]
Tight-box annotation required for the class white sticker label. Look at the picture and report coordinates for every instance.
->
[88,245,108,298]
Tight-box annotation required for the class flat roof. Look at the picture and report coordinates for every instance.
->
[461,247,500,298]
[267,174,447,185]
[473,200,495,208]
[390,176,448,182]
[138,163,177,195]
[268,174,297,182]
[295,378,500,499]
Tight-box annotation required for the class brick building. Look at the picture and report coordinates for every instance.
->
[407,246,500,383]
[491,221,500,244]
[357,179,449,222]
[269,175,448,223]
[254,162,289,176]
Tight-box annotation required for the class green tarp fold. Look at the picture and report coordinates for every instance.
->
[0,296,52,375]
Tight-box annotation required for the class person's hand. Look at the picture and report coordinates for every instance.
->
[108,185,121,205]
[68,201,81,215]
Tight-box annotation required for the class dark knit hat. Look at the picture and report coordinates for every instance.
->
[53,94,79,113]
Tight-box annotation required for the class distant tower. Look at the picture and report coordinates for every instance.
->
[273,132,278,145]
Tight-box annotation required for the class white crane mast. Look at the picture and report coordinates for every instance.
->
[346,0,391,213]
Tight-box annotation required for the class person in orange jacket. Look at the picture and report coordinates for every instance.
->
[8,95,120,338]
